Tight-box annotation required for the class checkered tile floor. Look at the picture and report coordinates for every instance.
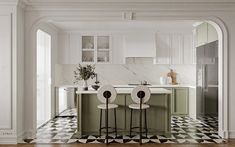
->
[22,109,225,144]
[58,108,77,117]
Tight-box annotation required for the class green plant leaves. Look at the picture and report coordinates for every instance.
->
[74,64,96,84]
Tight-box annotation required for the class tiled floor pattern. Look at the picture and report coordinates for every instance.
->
[22,109,225,144]
[197,116,218,130]
[58,108,77,117]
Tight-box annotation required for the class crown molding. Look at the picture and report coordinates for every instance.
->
[22,1,235,12]
[0,0,18,5]
[23,0,235,3]
[0,0,27,8]
[18,0,27,8]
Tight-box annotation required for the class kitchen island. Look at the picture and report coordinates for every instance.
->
[75,87,172,136]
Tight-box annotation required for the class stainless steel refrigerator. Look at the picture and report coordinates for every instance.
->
[196,40,218,118]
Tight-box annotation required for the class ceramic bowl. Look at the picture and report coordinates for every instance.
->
[91,85,100,90]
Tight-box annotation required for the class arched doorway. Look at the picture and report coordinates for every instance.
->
[25,16,228,142]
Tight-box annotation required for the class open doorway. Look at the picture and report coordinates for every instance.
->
[36,29,52,128]
[195,22,219,131]
[23,19,226,144]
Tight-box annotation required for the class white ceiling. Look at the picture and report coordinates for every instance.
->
[50,20,197,32]
[23,0,235,4]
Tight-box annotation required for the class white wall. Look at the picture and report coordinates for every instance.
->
[16,4,25,141]
[0,2,22,144]
[18,0,235,141]
[0,10,12,130]
[221,15,235,138]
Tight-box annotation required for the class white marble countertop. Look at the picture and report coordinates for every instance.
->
[76,87,172,94]
[56,84,196,88]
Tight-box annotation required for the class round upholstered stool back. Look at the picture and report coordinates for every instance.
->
[131,85,151,104]
[97,85,117,103]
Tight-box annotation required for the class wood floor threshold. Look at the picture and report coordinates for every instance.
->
[1,140,235,147]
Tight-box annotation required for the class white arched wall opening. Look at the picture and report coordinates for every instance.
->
[27,16,228,139]
[27,22,58,137]
[206,20,228,139]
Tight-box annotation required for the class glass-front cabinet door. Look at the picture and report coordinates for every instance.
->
[81,36,95,62]
[97,36,110,63]
[81,35,111,63]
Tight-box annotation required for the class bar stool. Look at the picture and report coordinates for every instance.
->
[97,85,118,145]
[129,85,151,145]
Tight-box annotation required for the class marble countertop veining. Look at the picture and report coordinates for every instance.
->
[56,84,196,88]
[113,84,196,88]
[76,87,172,94]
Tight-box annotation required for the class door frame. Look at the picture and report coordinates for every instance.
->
[30,23,58,137]
[28,15,228,138]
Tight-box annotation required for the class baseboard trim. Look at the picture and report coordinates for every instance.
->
[229,130,235,139]
[17,130,27,143]
[21,129,36,139]
[0,137,17,144]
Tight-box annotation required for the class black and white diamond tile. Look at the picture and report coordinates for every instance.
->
[59,108,77,117]
[22,109,225,144]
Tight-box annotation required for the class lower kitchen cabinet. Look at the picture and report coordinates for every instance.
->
[56,87,76,116]
[79,93,171,134]
[171,88,189,115]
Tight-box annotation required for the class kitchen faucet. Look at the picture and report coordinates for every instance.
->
[140,80,148,85]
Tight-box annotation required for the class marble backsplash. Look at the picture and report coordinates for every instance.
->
[55,64,196,86]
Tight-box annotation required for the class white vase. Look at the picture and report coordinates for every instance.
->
[83,80,88,91]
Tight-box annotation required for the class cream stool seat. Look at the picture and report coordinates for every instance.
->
[128,104,150,110]
[97,104,118,109]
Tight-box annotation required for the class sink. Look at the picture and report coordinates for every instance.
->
[128,83,151,86]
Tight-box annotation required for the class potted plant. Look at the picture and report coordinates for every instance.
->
[74,64,96,90]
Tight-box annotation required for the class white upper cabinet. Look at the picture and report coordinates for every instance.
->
[57,33,113,64]
[155,33,171,64]
[57,31,194,65]
[171,34,182,64]
[57,32,80,64]
[196,23,207,47]
[112,34,125,64]
[183,34,195,64]
[81,35,95,63]
[124,32,156,57]
[155,32,194,65]
[208,23,218,43]
[196,22,218,47]
[81,35,111,64]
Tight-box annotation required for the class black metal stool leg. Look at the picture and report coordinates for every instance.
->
[129,109,133,136]
[139,95,144,145]
[99,109,102,137]
[106,103,108,145]
[145,109,148,137]
[114,108,117,137]
[140,107,142,144]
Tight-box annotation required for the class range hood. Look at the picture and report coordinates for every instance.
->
[124,32,156,57]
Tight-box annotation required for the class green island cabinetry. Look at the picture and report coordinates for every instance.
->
[76,88,172,136]
[170,88,189,115]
